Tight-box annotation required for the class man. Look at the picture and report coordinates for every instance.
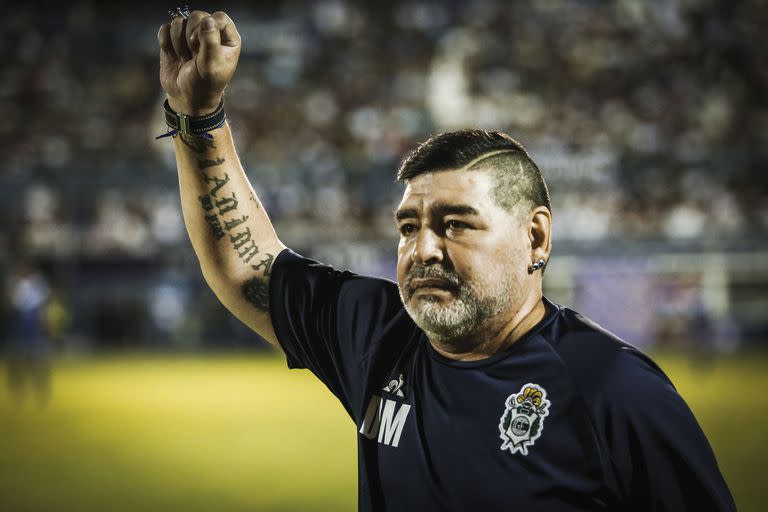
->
[157,10,735,511]
[5,260,52,406]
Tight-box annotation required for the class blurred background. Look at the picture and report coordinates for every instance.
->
[1,0,766,510]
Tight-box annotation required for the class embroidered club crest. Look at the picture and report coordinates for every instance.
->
[498,383,550,455]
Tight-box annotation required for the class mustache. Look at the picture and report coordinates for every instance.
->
[406,265,461,291]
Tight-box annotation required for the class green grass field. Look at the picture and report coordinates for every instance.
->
[1,352,765,511]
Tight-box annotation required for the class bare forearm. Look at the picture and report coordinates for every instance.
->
[159,10,282,344]
[174,122,284,343]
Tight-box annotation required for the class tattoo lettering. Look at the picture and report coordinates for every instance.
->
[205,173,230,197]
[180,133,216,153]
[198,194,224,239]
[204,214,225,240]
[242,277,270,312]
[198,157,225,170]
[230,228,260,262]
[224,214,249,232]
[199,194,214,211]
[250,253,275,276]
[230,226,253,250]
[215,192,238,215]
[193,152,272,279]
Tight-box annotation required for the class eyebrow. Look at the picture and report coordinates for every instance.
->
[394,203,480,222]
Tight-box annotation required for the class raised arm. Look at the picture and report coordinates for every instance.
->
[158,10,285,346]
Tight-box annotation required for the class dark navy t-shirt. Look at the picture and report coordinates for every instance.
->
[268,249,735,511]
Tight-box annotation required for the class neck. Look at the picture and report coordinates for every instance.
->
[429,292,547,362]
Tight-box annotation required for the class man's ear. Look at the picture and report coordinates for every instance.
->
[528,206,552,268]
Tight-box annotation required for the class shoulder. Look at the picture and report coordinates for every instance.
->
[544,305,700,459]
[270,248,412,350]
[543,304,674,411]
[543,303,734,509]
[272,248,401,307]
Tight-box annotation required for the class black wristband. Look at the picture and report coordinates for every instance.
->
[157,99,226,139]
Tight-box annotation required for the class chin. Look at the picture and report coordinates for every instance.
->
[404,300,476,340]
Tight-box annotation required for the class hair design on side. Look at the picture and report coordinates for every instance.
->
[397,129,551,216]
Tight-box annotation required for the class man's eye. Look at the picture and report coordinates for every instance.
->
[446,220,468,231]
[399,224,417,236]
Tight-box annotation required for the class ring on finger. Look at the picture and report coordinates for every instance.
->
[168,5,190,20]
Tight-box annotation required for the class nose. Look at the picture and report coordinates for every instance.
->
[411,227,444,266]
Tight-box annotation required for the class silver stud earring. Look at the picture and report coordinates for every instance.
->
[531,258,546,272]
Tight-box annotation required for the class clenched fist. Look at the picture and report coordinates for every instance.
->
[158,11,241,116]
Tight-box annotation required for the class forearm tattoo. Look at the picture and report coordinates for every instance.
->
[242,277,270,311]
[204,172,229,197]
[194,153,275,312]
[180,133,216,153]
[198,157,225,170]
[250,252,274,276]
[199,195,225,240]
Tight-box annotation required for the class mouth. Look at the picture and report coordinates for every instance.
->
[410,278,458,295]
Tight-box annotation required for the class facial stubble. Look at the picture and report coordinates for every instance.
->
[399,264,520,344]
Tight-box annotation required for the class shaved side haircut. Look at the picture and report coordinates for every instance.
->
[397,130,551,218]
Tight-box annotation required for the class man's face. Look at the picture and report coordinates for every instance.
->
[395,169,531,342]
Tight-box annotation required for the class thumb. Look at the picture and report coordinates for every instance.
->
[197,16,222,75]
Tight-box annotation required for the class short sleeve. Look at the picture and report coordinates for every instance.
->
[603,352,736,511]
[268,248,410,419]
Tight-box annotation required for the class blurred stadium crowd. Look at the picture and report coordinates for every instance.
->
[0,0,766,349]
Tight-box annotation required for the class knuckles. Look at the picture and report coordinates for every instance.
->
[158,10,240,93]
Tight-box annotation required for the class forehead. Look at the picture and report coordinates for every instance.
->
[398,169,495,211]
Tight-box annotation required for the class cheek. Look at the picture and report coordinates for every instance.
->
[449,250,488,284]
[396,250,409,287]
[451,245,521,286]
